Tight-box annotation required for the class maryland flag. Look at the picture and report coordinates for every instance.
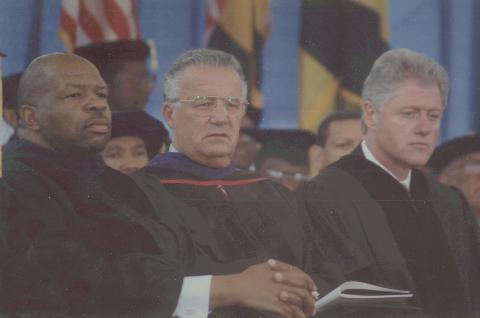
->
[206,0,271,110]
[298,0,389,132]
[58,0,141,52]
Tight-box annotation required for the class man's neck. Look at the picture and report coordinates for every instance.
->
[170,144,232,169]
[362,139,412,186]
[16,128,56,152]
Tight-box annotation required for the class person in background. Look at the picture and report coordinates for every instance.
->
[428,133,480,222]
[255,129,314,191]
[241,104,263,129]
[308,111,362,176]
[102,110,169,174]
[232,128,262,172]
[233,104,264,171]
[300,49,480,316]
[75,39,154,112]
[1,73,22,145]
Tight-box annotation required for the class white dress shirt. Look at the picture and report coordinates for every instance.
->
[361,141,412,191]
[173,275,212,318]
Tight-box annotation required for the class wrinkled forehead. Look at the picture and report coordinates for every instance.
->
[177,65,243,93]
[48,60,107,87]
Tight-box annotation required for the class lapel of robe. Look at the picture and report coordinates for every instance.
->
[331,146,418,294]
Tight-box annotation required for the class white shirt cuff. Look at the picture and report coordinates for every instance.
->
[172,275,212,318]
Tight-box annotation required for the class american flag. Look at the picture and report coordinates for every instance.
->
[58,0,141,52]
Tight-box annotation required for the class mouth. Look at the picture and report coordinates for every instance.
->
[205,133,229,140]
[409,142,430,150]
[86,118,110,134]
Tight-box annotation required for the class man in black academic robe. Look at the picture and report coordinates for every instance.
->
[134,48,339,318]
[300,49,480,317]
[0,53,187,317]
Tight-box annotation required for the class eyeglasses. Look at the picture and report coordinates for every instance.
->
[264,169,310,182]
[172,96,248,116]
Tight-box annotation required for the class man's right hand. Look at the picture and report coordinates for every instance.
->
[209,260,316,318]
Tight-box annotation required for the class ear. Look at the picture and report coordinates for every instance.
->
[362,100,378,130]
[18,104,40,130]
[254,141,262,153]
[438,173,447,184]
[308,144,325,176]
[3,108,18,128]
[162,102,175,129]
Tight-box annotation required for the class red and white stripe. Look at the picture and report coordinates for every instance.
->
[204,0,226,46]
[59,0,140,51]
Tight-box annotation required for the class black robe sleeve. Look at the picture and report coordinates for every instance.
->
[297,173,377,282]
[0,167,184,317]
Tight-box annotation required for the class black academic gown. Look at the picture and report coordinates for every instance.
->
[133,152,344,318]
[299,146,480,317]
[0,140,187,318]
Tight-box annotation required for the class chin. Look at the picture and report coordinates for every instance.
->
[88,139,109,153]
[404,157,429,168]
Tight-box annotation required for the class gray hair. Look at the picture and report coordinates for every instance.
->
[362,48,449,110]
[163,48,247,101]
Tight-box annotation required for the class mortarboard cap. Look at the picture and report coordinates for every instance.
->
[428,134,480,174]
[74,40,150,80]
[2,73,22,110]
[111,111,169,159]
[254,129,316,167]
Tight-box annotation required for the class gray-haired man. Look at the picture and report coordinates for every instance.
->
[299,48,480,316]
[133,48,340,318]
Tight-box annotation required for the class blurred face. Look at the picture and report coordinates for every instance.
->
[259,157,309,191]
[109,61,153,111]
[102,136,149,174]
[33,58,111,154]
[440,152,480,215]
[363,78,443,178]
[163,65,245,168]
[323,118,362,165]
[232,131,261,169]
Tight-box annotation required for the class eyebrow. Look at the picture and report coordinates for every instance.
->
[105,145,123,153]
[65,83,108,90]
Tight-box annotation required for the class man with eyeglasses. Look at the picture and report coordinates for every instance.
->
[133,48,343,318]
[428,134,480,223]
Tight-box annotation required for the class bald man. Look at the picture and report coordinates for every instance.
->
[0,53,188,317]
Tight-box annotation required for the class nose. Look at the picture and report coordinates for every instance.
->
[86,95,109,113]
[119,159,143,174]
[141,77,154,94]
[209,101,229,124]
[414,113,434,136]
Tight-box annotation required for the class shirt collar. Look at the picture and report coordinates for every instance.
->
[361,140,412,191]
